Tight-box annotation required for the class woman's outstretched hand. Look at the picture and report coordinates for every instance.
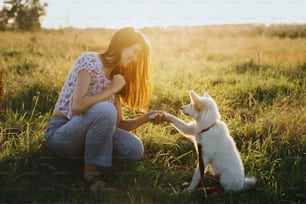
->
[147,110,168,124]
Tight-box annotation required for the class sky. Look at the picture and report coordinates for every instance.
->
[41,0,306,29]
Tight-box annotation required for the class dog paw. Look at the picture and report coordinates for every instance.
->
[149,113,163,120]
[149,114,157,120]
[182,188,189,193]
[163,113,172,119]
[149,113,167,120]
[183,187,194,193]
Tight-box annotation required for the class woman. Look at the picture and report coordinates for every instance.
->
[45,27,165,191]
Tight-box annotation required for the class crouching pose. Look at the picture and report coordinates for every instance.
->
[45,27,166,191]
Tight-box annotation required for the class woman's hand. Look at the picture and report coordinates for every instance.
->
[110,74,126,94]
[148,110,168,124]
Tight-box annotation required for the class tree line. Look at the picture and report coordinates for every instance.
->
[0,0,47,31]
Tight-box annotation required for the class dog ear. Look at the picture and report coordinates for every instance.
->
[204,92,210,98]
[190,90,199,102]
[190,90,202,109]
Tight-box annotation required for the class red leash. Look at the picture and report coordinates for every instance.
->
[198,122,217,179]
[197,122,224,194]
[197,144,205,178]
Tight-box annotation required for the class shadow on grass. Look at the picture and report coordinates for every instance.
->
[0,145,86,203]
[0,143,164,203]
[1,136,305,203]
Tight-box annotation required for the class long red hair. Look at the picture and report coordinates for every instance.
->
[100,27,152,112]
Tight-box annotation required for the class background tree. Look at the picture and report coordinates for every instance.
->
[0,0,47,31]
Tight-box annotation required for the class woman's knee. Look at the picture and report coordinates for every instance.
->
[113,129,144,161]
[87,102,117,124]
[128,141,144,161]
[115,143,144,162]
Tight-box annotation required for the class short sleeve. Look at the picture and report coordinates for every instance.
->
[73,52,100,77]
[55,52,110,120]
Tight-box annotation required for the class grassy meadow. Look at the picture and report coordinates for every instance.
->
[0,24,305,203]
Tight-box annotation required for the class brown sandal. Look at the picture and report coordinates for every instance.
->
[85,175,117,192]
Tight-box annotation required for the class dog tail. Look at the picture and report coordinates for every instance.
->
[244,177,256,190]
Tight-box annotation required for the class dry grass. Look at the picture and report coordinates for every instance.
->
[0,25,305,203]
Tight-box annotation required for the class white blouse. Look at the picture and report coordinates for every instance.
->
[55,52,114,120]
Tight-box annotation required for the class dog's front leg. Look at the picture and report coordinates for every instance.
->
[185,163,201,192]
[165,113,195,135]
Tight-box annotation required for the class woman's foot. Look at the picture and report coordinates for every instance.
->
[84,163,116,192]
[85,175,111,191]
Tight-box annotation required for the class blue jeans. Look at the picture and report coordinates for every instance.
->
[45,102,144,167]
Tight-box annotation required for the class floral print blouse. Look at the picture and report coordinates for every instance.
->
[55,52,114,120]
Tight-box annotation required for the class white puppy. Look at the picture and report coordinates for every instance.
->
[163,90,256,193]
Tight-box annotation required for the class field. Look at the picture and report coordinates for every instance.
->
[0,24,305,203]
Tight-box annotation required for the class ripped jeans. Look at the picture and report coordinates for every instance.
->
[45,102,144,167]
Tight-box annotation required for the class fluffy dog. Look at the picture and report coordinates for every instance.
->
[164,90,256,193]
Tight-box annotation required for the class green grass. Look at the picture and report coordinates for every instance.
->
[0,26,305,203]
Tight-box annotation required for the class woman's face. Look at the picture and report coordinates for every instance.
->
[120,44,141,68]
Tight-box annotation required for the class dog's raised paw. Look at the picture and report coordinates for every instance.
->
[149,114,158,120]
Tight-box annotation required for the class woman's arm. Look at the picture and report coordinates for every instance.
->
[114,95,166,131]
[72,70,125,115]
